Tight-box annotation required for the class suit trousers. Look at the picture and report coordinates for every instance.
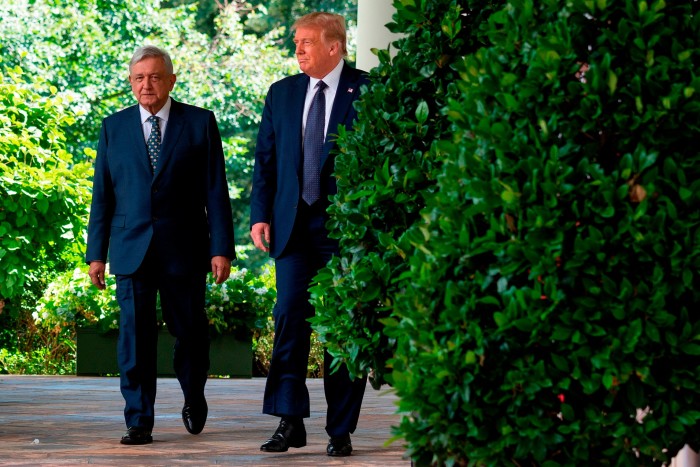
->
[263,201,367,437]
[115,246,209,430]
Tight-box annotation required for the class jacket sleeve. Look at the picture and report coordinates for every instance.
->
[250,88,277,228]
[205,111,236,260]
[85,120,115,264]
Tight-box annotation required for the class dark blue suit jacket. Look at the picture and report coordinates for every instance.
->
[250,62,368,258]
[86,99,235,275]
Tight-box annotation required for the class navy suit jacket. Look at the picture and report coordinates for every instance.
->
[250,62,368,258]
[86,99,235,275]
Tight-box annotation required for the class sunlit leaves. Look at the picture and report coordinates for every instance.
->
[0,68,92,300]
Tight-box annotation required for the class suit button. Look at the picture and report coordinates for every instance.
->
[152,217,159,222]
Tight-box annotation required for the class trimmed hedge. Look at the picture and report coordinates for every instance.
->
[389,0,700,465]
[315,0,700,464]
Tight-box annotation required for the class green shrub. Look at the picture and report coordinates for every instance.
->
[206,264,277,340]
[36,264,276,338]
[0,66,92,303]
[33,263,324,376]
[310,0,496,387]
[34,266,120,333]
[0,65,91,374]
[0,346,74,375]
[389,0,700,465]
[252,314,325,378]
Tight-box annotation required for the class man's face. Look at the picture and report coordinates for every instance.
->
[294,26,340,79]
[129,56,176,114]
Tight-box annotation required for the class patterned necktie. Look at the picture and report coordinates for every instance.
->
[302,80,327,205]
[146,115,161,173]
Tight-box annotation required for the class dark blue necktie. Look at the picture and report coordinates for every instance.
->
[302,80,327,205]
[146,115,161,173]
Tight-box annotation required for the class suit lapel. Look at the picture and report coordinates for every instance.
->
[321,62,361,169]
[127,105,152,175]
[292,75,310,174]
[154,99,184,180]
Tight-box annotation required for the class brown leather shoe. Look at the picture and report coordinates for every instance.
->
[120,426,153,445]
[327,434,352,457]
[260,418,307,452]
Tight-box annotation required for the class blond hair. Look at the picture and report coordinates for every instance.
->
[292,12,347,57]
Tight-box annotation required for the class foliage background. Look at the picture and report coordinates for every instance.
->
[0,0,356,376]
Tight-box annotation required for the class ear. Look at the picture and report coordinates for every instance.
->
[169,74,177,90]
[329,41,340,57]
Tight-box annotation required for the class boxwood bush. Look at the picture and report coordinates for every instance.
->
[388,0,700,465]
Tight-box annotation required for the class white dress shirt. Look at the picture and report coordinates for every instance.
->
[302,59,345,138]
[138,97,172,143]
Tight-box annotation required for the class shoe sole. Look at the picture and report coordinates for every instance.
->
[260,440,307,452]
[327,450,352,457]
[120,436,153,445]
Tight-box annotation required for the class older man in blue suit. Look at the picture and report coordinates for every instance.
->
[250,12,368,457]
[86,45,235,445]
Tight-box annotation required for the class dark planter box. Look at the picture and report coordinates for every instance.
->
[76,327,252,377]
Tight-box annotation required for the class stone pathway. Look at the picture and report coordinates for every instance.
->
[0,376,408,466]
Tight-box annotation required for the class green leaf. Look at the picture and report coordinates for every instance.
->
[494,312,508,327]
[415,100,429,124]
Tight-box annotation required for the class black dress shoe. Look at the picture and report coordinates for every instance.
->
[327,434,352,457]
[120,426,153,445]
[260,418,307,452]
[182,398,208,435]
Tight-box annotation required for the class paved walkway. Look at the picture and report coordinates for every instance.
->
[0,376,408,466]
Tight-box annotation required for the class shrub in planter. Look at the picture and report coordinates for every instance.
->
[35,264,276,368]
[36,263,324,376]
[35,266,120,333]
[205,264,276,341]
[389,0,700,465]
[37,264,275,337]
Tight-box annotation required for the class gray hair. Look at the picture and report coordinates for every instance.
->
[129,45,174,74]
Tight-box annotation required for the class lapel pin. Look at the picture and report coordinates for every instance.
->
[347,88,354,93]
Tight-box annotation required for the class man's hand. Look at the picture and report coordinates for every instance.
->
[251,222,271,253]
[211,256,232,284]
[88,261,107,290]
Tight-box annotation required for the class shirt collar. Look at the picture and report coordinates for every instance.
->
[308,60,344,92]
[138,97,172,123]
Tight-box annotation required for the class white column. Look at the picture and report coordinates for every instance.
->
[672,445,700,467]
[356,0,401,71]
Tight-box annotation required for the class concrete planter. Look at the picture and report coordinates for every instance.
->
[76,327,252,377]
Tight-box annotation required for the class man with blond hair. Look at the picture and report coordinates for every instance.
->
[250,12,368,457]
